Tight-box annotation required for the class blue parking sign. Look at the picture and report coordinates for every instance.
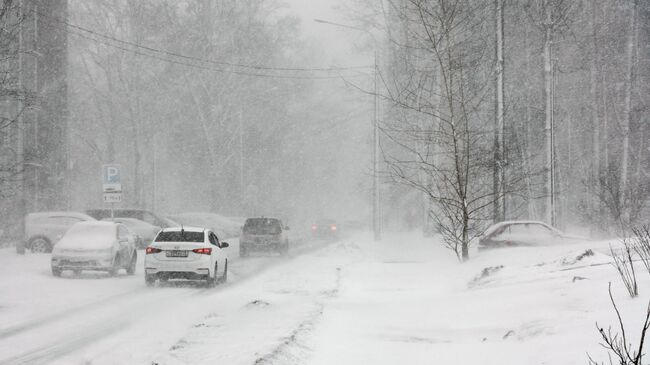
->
[103,165,121,184]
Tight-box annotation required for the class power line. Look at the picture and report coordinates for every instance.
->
[34,8,372,75]
[44,20,356,80]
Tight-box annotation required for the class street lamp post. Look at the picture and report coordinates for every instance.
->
[314,19,381,241]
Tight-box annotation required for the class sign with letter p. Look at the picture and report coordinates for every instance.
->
[102,164,122,192]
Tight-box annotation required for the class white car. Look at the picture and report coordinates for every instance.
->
[20,211,97,254]
[144,227,229,287]
[51,221,138,277]
[478,220,587,250]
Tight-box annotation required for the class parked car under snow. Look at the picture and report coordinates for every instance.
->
[50,221,138,277]
[478,221,586,250]
[18,211,97,254]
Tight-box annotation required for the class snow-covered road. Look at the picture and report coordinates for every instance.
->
[0,236,347,365]
[0,233,648,365]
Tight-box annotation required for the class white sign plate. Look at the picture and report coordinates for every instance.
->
[103,192,122,203]
[103,183,122,193]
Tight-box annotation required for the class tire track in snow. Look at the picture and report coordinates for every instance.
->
[0,319,129,365]
[253,267,343,365]
[0,288,140,340]
[0,287,205,365]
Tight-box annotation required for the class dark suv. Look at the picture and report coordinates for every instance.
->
[239,217,289,257]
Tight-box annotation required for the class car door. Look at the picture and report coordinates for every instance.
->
[116,225,133,263]
[525,223,558,246]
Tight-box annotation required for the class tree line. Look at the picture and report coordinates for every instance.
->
[362,0,649,259]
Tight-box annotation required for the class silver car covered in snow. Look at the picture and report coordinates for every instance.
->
[51,221,138,277]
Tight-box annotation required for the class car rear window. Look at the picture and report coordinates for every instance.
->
[155,231,204,242]
[243,218,281,234]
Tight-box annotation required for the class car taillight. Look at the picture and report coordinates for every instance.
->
[192,248,212,255]
[146,247,162,254]
[331,225,337,231]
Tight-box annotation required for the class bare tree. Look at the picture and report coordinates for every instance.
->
[379,0,530,260]
[0,1,30,195]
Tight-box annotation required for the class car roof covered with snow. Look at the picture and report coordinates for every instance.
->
[68,220,119,230]
[482,220,562,237]
[102,217,155,226]
[25,211,96,221]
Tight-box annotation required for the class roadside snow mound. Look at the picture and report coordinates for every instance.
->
[542,249,612,268]
[468,265,504,288]
[246,300,271,308]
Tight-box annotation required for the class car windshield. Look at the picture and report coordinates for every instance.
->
[243,219,281,234]
[155,231,204,242]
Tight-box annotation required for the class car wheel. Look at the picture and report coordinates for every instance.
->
[220,260,228,283]
[108,255,120,276]
[30,238,51,253]
[206,263,218,288]
[126,251,137,275]
[145,274,156,287]
[52,266,62,277]
[280,242,289,256]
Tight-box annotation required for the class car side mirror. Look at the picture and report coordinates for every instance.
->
[221,242,229,248]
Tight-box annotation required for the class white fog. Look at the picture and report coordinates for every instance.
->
[0,0,649,364]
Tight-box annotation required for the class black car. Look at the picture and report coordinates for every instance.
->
[85,209,175,229]
[239,217,289,257]
[311,219,339,239]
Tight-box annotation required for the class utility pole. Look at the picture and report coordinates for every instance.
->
[543,4,555,226]
[31,2,39,212]
[372,49,381,241]
[239,108,244,215]
[18,0,26,229]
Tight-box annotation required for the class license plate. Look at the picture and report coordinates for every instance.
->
[166,250,188,257]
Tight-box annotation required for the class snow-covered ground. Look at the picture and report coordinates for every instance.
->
[0,233,648,364]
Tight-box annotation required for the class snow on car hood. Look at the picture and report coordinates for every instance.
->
[53,222,116,251]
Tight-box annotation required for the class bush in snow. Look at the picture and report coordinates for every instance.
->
[611,241,639,297]
[588,283,650,365]
[631,225,650,275]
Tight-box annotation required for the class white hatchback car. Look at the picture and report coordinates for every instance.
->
[51,221,138,277]
[144,227,229,287]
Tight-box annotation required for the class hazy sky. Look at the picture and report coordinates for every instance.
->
[284,0,369,67]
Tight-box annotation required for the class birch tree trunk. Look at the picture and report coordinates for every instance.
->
[620,0,638,218]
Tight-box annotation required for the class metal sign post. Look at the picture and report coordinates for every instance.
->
[102,164,122,220]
